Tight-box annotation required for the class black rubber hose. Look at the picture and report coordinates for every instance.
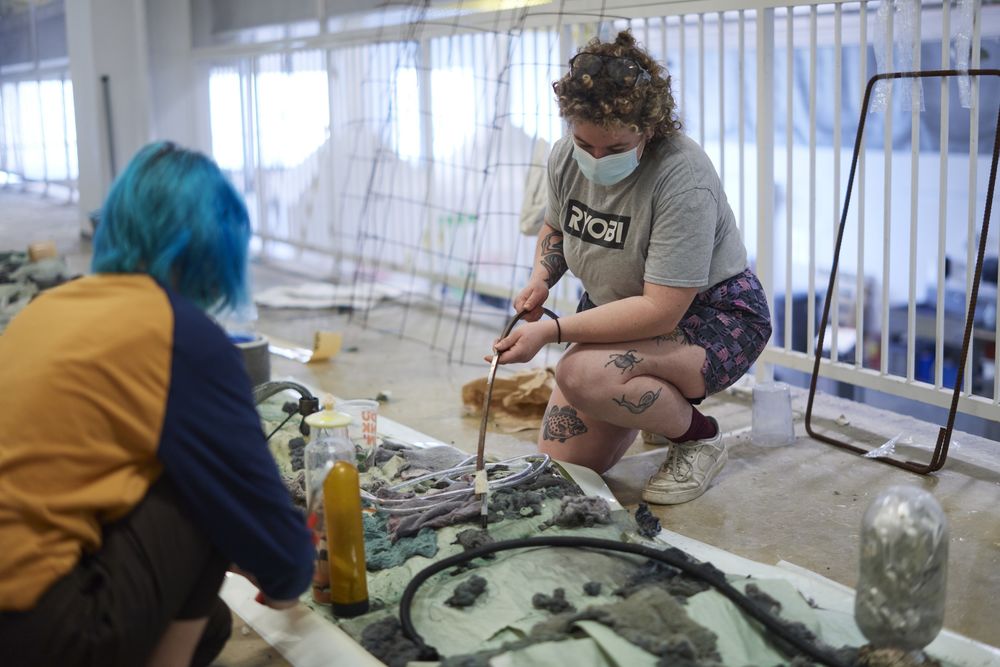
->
[398,535,850,667]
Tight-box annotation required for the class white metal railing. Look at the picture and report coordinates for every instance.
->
[193,1,999,423]
[755,2,999,422]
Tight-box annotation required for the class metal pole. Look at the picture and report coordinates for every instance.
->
[100,75,117,179]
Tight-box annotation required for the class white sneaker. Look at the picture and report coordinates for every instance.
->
[641,418,727,505]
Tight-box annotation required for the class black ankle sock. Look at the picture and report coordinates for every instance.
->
[673,408,717,443]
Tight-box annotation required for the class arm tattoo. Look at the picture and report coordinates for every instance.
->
[653,329,688,345]
[612,388,662,414]
[542,405,588,442]
[539,229,568,288]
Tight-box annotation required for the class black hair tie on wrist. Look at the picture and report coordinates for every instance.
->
[554,318,561,345]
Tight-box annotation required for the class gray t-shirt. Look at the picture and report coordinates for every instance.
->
[546,133,747,306]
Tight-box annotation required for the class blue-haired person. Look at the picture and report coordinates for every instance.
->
[0,142,313,667]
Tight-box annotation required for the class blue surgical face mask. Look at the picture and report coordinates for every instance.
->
[572,141,642,186]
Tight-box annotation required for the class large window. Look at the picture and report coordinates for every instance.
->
[0,0,76,195]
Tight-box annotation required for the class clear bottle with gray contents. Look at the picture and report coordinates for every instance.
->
[855,485,948,651]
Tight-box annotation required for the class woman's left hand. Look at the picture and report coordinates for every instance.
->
[487,321,554,365]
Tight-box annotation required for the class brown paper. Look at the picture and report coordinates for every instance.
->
[461,366,555,433]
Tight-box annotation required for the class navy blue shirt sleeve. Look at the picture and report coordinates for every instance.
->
[158,290,313,601]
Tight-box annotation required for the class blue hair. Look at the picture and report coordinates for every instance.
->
[91,141,251,310]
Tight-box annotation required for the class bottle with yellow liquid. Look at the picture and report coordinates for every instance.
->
[323,459,369,617]
[304,396,354,604]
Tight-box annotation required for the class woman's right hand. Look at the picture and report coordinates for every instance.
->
[514,279,550,321]
[233,565,301,610]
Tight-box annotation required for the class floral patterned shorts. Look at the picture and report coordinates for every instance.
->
[578,268,772,399]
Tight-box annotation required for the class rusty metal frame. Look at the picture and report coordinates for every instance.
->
[805,69,1000,474]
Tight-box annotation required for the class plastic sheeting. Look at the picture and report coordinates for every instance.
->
[871,0,924,114]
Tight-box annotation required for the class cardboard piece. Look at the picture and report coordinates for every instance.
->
[268,332,343,364]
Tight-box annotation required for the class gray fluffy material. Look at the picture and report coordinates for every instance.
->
[745,582,861,664]
[281,470,306,508]
[745,582,782,614]
[453,528,496,559]
[848,645,936,667]
[538,496,612,531]
[486,488,544,521]
[520,470,584,497]
[288,436,306,472]
[634,502,662,538]
[531,587,575,614]
[532,585,722,663]
[440,587,722,667]
[440,655,491,667]
[359,616,424,667]
[614,550,726,599]
[486,468,583,522]
[445,575,488,608]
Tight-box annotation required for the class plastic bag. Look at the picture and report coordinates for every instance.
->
[953,0,975,108]
[870,0,924,115]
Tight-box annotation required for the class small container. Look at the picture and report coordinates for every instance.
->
[751,382,795,446]
[855,485,948,651]
[220,303,269,387]
[27,240,57,262]
[233,334,270,387]
[303,397,354,604]
[336,398,379,463]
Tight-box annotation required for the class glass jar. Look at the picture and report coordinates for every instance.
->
[303,397,354,603]
[855,485,948,651]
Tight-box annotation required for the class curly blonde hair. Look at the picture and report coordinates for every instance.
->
[552,30,682,141]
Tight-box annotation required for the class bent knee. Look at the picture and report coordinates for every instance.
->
[555,350,604,407]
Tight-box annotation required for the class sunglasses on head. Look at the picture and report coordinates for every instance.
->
[569,53,652,87]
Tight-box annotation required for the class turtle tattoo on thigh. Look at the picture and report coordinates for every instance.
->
[605,349,643,374]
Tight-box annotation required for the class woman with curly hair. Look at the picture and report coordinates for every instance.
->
[494,31,771,505]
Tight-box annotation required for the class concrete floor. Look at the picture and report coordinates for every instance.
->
[3,189,999,662]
